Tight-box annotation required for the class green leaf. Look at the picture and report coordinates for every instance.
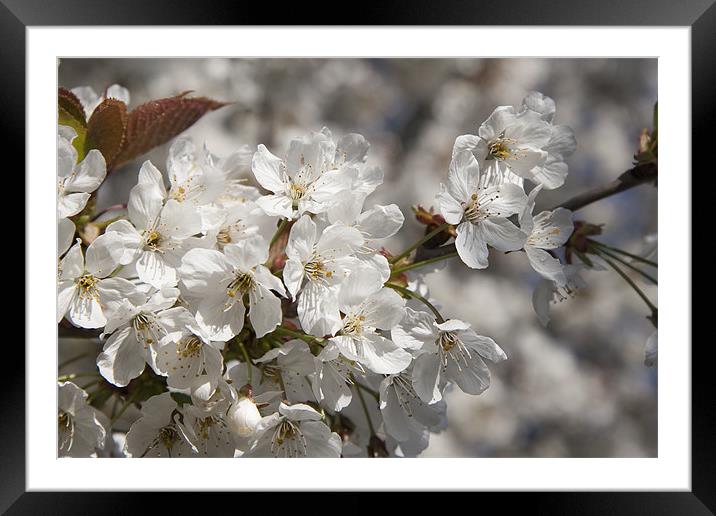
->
[58,88,88,159]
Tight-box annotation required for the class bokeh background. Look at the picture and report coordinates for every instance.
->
[59,58,658,457]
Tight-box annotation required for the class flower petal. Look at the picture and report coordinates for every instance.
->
[525,246,567,285]
[478,217,526,252]
[252,144,286,193]
[97,326,146,387]
[249,285,282,337]
[455,221,489,269]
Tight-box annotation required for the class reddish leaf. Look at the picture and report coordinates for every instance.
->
[84,98,128,167]
[112,92,228,170]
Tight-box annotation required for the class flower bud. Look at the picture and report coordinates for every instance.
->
[226,397,261,438]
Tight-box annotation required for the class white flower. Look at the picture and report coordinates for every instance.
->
[57,234,136,328]
[57,129,106,218]
[105,178,202,288]
[189,376,236,415]
[531,264,590,326]
[330,269,411,375]
[58,382,108,457]
[328,198,404,282]
[436,150,527,269]
[312,340,363,412]
[205,195,277,249]
[180,397,237,458]
[71,84,130,118]
[137,140,226,207]
[644,331,658,367]
[519,184,573,285]
[246,402,342,458]
[519,91,577,189]
[125,392,198,458]
[205,141,254,182]
[251,128,357,219]
[283,215,363,337]
[457,91,576,190]
[254,339,318,404]
[392,309,507,403]
[96,287,185,387]
[179,234,287,340]
[155,317,225,390]
[379,371,447,454]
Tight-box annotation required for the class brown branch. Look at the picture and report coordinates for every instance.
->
[551,162,657,212]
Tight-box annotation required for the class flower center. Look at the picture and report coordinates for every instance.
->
[158,426,180,451]
[217,228,232,245]
[144,230,164,251]
[343,314,366,336]
[227,271,256,298]
[463,193,482,223]
[304,256,333,282]
[176,336,203,358]
[488,138,514,160]
[196,417,216,440]
[438,331,458,352]
[132,313,164,347]
[436,331,473,372]
[271,419,308,457]
[288,182,307,204]
[76,274,100,300]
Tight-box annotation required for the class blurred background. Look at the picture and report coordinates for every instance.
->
[59,58,658,457]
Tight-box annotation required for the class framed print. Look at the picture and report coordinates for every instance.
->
[6,0,708,511]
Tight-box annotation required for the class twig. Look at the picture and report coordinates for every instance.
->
[551,163,657,212]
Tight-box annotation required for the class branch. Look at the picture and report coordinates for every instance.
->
[551,162,657,212]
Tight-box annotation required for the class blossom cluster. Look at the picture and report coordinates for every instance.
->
[58,88,584,458]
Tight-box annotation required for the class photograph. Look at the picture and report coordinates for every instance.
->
[56,57,658,459]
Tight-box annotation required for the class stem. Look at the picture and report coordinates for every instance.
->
[110,394,121,420]
[238,342,253,385]
[598,253,658,323]
[588,240,657,268]
[57,372,100,382]
[551,162,657,212]
[353,377,380,401]
[79,378,105,389]
[592,247,657,285]
[385,282,445,323]
[390,223,450,264]
[58,351,96,370]
[272,325,322,343]
[110,388,141,427]
[270,218,291,247]
[354,382,376,436]
[391,251,459,276]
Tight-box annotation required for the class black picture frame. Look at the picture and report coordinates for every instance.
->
[6,0,706,512]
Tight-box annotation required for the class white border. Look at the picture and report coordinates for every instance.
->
[28,27,690,491]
